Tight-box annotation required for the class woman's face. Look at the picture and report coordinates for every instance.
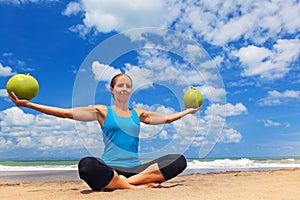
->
[110,75,132,101]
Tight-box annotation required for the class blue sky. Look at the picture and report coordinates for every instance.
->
[0,0,300,160]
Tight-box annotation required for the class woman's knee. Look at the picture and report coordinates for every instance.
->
[176,154,187,171]
[78,157,114,191]
[163,154,186,168]
[78,157,99,177]
[158,154,187,181]
[168,154,187,172]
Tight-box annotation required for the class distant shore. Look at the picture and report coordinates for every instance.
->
[1,168,300,200]
[0,170,79,184]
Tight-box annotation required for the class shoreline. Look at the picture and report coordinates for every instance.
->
[1,168,300,200]
[0,166,299,184]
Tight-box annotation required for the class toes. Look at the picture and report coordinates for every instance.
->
[153,183,162,188]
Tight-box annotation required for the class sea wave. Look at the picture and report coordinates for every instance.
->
[186,158,300,170]
[1,158,300,172]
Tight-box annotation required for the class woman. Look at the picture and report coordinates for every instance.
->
[8,73,200,191]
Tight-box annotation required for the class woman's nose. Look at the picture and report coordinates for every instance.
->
[122,85,129,90]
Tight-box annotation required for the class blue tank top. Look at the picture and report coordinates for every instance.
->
[101,106,141,167]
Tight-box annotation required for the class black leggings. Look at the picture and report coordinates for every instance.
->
[78,154,187,191]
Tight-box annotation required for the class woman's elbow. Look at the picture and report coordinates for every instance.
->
[63,109,74,119]
[165,118,174,124]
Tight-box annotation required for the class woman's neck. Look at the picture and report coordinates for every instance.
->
[113,101,129,111]
[112,103,131,117]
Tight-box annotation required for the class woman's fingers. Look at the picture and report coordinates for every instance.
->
[8,92,17,101]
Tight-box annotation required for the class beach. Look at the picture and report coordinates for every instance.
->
[1,168,299,200]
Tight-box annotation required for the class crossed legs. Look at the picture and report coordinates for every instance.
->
[105,163,164,189]
[78,154,187,191]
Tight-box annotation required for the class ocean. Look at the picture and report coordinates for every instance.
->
[1,157,300,184]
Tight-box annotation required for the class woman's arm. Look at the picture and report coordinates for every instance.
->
[135,107,200,125]
[8,92,100,122]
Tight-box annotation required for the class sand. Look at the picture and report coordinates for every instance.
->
[1,168,299,200]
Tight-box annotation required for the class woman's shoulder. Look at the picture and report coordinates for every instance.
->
[133,107,147,117]
[94,104,108,115]
[94,104,108,109]
[93,104,108,126]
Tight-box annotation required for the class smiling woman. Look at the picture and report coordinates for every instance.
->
[109,73,132,101]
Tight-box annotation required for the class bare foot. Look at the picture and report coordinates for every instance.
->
[118,174,162,189]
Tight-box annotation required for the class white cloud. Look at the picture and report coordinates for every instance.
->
[0,138,13,150]
[68,24,92,39]
[91,61,122,82]
[205,103,247,117]
[174,0,300,46]
[128,48,212,86]
[91,47,222,94]
[0,89,7,97]
[125,64,154,90]
[199,55,224,70]
[200,102,246,145]
[185,44,208,63]
[269,90,300,98]
[221,128,242,143]
[0,0,59,5]
[0,107,101,152]
[258,90,300,106]
[17,137,34,148]
[140,123,166,140]
[0,63,15,77]
[62,1,82,16]
[259,119,281,127]
[233,39,300,80]
[159,130,169,140]
[65,0,171,34]
[0,107,35,126]
[197,85,226,103]
[279,0,300,33]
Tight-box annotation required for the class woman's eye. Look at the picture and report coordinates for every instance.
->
[116,83,131,89]
[126,84,132,89]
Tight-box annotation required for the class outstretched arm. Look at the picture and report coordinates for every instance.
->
[135,107,200,125]
[8,92,100,122]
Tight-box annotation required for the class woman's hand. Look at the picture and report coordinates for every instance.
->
[184,106,201,114]
[8,92,30,107]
